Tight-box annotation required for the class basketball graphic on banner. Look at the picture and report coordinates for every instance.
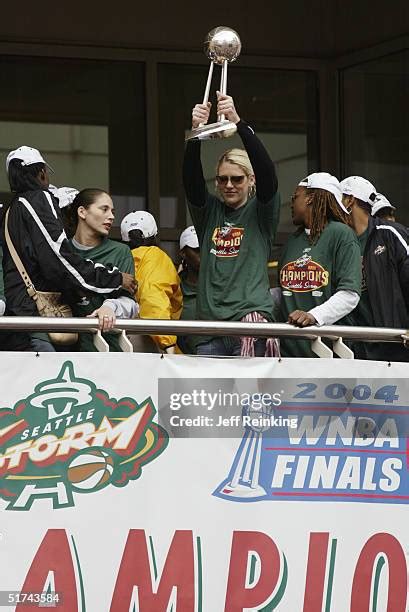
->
[67,449,114,491]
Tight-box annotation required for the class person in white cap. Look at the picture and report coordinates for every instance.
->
[2,146,136,352]
[177,226,201,354]
[278,172,361,357]
[341,176,409,361]
[179,225,200,280]
[120,210,182,354]
[371,193,396,222]
[183,94,280,357]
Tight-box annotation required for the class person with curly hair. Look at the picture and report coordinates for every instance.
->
[278,172,362,357]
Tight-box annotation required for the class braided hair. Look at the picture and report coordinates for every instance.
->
[8,159,46,193]
[307,188,351,244]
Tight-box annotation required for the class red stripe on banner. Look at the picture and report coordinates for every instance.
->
[303,533,329,612]
[351,534,408,611]
[406,438,409,469]
[0,419,28,446]
[15,402,27,416]
[0,488,16,497]
[279,405,409,414]
[95,391,135,410]
[272,492,409,499]
[265,447,407,454]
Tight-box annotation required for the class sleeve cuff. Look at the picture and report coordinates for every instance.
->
[308,307,324,326]
[237,120,255,135]
[102,299,118,315]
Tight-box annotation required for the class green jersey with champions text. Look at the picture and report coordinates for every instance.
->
[70,238,134,352]
[189,191,280,323]
[279,221,361,357]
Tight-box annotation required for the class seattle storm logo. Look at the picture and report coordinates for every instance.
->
[211,225,244,258]
[0,362,168,510]
[280,257,329,292]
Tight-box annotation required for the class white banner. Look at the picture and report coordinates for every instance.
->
[0,353,408,611]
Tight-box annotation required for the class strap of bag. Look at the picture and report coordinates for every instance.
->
[4,208,37,298]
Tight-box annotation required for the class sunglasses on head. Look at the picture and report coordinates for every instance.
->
[216,175,246,186]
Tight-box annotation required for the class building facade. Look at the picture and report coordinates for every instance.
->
[0,1,408,259]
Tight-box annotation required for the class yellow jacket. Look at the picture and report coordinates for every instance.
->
[132,246,183,350]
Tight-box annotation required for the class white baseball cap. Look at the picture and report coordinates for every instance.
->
[6,146,54,173]
[120,211,158,242]
[340,176,377,206]
[371,193,396,217]
[298,172,348,214]
[179,226,199,250]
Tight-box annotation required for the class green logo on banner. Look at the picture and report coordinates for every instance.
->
[0,361,168,510]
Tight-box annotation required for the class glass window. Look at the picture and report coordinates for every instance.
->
[0,121,109,192]
[0,56,146,232]
[341,51,409,225]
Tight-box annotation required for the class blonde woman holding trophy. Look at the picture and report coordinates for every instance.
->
[183,93,281,357]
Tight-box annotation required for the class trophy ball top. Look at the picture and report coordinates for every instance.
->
[204,27,242,65]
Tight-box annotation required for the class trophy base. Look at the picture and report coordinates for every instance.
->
[186,120,237,141]
[219,482,267,498]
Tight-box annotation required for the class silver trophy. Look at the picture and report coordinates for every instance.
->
[186,26,242,141]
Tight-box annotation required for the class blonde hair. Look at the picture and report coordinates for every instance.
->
[216,148,254,176]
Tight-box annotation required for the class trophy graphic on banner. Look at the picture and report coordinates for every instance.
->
[219,405,269,498]
[185,26,242,141]
[215,397,276,499]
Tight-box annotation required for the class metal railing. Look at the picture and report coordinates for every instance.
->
[0,317,408,358]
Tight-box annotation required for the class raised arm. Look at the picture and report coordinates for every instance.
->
[183,140,207,207]
[182,102,212,207]
[237,122,278,203]
[216,93,278,203]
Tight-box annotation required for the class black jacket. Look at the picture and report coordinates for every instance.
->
[2,189,123,320]
[364,216,409,328]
